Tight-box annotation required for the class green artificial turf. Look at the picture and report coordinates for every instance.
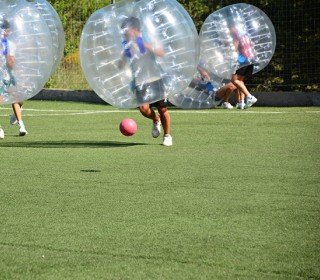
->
[0,101,319,279]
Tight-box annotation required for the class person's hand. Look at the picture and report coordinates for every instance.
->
[8,69,16,86]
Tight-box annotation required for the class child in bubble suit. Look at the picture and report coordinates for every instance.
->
[1,19,27,138]
[119,16,172,146]
[196,64,237,109]
[229,25,258,109]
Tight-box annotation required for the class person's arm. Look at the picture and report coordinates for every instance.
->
[6,54,14,69]
[197,66,210,80]
[118,54,126,69]
[143,42,164,57]
[6,54,16,86]
[233,39,240,51]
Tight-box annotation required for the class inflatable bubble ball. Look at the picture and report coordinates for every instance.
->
[80,0,199,109]
[169,64,225,109]
[0,0,54,105]
[30,0,65,75]
[199,3,276,80]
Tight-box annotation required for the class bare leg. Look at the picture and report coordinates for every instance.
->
[156,101,172,146]
[139,104,160,123]
[236,89,245,103]
[157,103,170,135]
[12,102,23,121]
[12,102,27,135]
[231,74,250,96]
[216,83,236,101]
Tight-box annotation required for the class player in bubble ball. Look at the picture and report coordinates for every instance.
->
[1,19,27,137]
[118,17,172,146]
[229,26,257,109]
[196,64,237,109]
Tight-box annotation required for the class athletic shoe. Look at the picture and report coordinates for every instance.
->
[245,95,258,108]
[236,102,245,110]
[19,125,28,136]
[221,102,233,109]
[152,120,161,138]
[0,128,4,139]
[10,114,17,125]
[163,134,172,146]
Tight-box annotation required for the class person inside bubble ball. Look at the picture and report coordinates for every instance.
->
[119,16,172,146]
[229,25,258,109]
[188,65,215,97]
[196,64,237,109]
[1,19,27,137]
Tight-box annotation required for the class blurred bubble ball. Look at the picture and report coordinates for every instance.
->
[120,118,138,136]
[80,0,199,108]
[199,3,276,79]
[30,0,65,75]
[0,0,54,105]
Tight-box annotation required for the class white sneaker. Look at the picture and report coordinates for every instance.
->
[152,120,161,138]
[221,102,233,109]
[10,114,17,125]
[19,125,28,136]
[236,102,245,110]
[245,95,257,108]
[163,134,172,146]
[0,128,4,139]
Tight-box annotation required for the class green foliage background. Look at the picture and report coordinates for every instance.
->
[46,0,320,92]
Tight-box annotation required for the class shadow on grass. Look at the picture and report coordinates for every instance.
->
[0,140,147,149]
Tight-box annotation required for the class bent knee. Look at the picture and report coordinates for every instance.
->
[157,105,168,115]
[231,75,238,83]
[139,105,150,116]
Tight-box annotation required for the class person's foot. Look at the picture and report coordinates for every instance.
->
[19,125,28,136]
[0,128,4,139]
[10,114,17,125]
[221,102,233,109]
[245,95,257,108]
[163,134,172,146]
[236,102,245,110]
[152,120,161,138]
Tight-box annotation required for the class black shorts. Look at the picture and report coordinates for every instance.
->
[235,64,254,78]
[135,79,165,105]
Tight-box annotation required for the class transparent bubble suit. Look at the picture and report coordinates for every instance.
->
[200,3,276,80]
[31,0,65,75]
[169,66,225,109]
[80,0,199,108]
[0,0,54,105]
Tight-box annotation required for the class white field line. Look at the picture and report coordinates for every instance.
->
[306,111,320,114]
[0,108,320,117]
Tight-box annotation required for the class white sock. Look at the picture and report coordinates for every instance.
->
[18,120,24,127]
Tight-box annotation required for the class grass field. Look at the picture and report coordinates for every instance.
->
[0,101,319,279]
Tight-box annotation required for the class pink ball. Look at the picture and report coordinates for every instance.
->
[119,118,138,136]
